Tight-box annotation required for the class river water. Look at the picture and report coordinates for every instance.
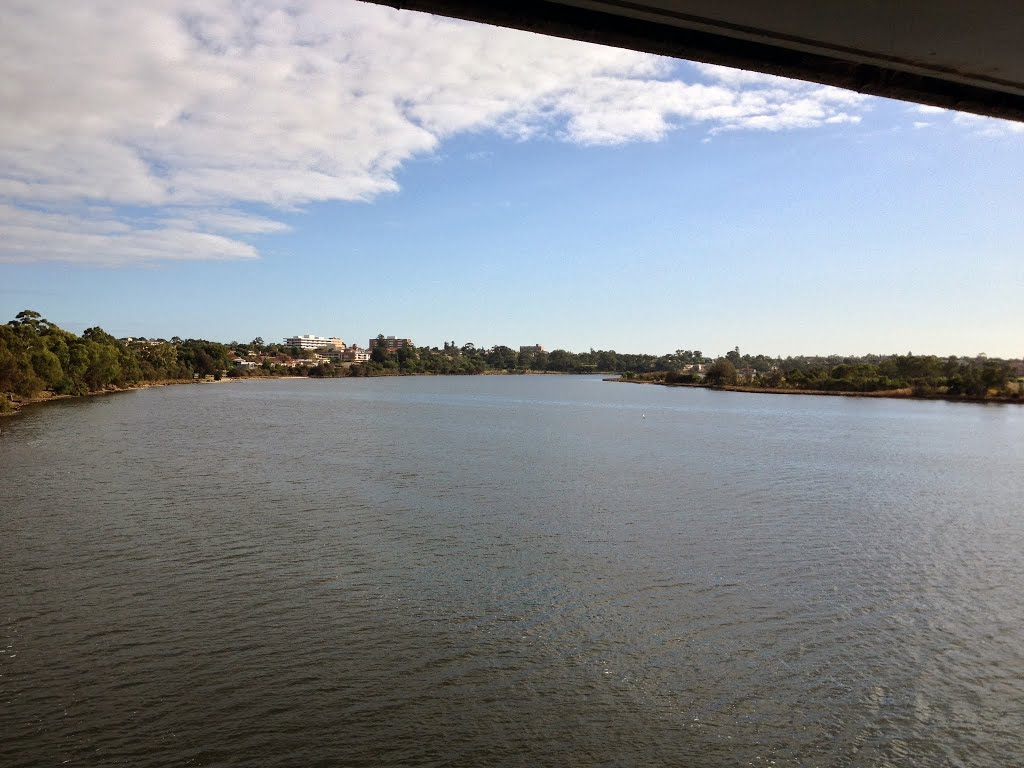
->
[1,375,1022,767]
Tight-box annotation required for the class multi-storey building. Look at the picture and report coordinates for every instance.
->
[369,335,413,352]
[284,335,345,350]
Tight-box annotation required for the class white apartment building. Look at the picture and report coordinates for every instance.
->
[284,335,345,350]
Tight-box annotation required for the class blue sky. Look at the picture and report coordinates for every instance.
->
[2,1,1022,357]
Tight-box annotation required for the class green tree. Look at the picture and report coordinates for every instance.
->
[596,350,619,371]
[981,361,1010,392]
[547,349,572,372]
[13,310,47,333]
[395,344,418,370]
[705,359,738,386]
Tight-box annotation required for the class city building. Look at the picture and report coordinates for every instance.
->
[346,346,371,363]
[369,335,413,352]
[284,335,345,350]
[326,346,371,363]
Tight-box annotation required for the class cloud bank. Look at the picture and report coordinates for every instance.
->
[1,0,871,265]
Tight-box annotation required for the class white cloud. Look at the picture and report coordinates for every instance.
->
[907,104,1024,136]
[1,0,875,265]
[161,210,292,234]
[952,112,1024,137]
[0,204,259,266]
[692,63,787,88]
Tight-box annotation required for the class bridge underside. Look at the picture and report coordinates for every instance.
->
[363,1,1024,122]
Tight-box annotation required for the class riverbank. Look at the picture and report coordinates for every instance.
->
[2,373,336,417]
[1,378,233,417]
[606,377,1023,404]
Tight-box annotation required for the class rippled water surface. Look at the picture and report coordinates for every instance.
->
[2,376,1022,767]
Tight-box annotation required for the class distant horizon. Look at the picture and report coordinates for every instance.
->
[3,1,1022,359]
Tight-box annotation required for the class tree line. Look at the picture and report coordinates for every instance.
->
[311,341,1021,399]
[318,342,701,377]
[661,349,1019,399]
[0,310,237,411]
[3,311,1020,410]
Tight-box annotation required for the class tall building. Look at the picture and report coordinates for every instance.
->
[369,335,413,351]
[284,335,345,350]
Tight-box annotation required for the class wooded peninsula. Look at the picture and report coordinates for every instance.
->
[2,310,1021,414]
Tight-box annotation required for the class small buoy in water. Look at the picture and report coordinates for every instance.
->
[642,413,646,419]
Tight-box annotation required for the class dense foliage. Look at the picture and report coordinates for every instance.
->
[772,355,1016,396]
[663,350,1019,399]
[0,311,232,408]
[313,343,1020,399]
[320,344,697,378]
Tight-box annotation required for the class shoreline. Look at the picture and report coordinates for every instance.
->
[1,377,238,417]
[1,371,590,417]
[2,373,327,416]
[606,377,1023,405]
[6,372,1019,417]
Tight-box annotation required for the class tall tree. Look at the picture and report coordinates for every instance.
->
[705,359,738,386]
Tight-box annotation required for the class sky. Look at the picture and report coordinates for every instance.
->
[2,1,1022,358]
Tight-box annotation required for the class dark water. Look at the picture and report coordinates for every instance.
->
[2,376,1022,767]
